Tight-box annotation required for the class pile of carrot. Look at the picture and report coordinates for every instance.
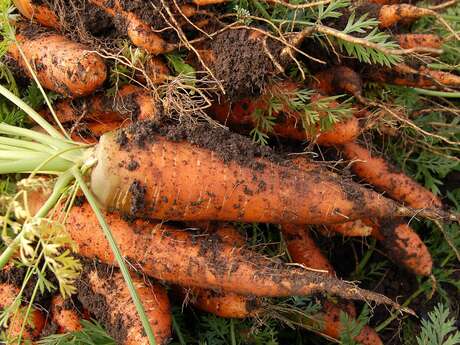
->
[1,0,459,344]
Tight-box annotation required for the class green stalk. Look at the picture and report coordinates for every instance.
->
[0,171,74,270]
[0,150,55,160]
[0,156,73,174]
[412,88,460,98]
[0,136,56,153]
[0,84,65,139]
[72,167,157,345]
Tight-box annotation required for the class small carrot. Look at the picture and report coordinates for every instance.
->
[88,0,176,55]
[76,262,172,345]
[341,142,442,209]
[395,34,443,51]
[8,24,107,97]
[50,295,83,333]
[14,0,60,28]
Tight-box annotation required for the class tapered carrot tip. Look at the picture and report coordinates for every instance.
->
[378,220,433,276]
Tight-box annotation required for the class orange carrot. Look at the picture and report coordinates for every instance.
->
[14,0,60,28]
[27,198,400,306]
[341,142,442,209]
[395,34,443,51]
[76,262,172,345]
[357,4,436,28]
[8,25,107,97]
[0,282,46,342]
[179,224,262,318]
[86,123,446,225]
[281,224,383,345]
[50,295,83,333]
[88,0,175,55]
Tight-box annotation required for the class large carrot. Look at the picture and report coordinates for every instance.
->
[76,261,172,345]
[50,295,83,333]
[26,197,400,307]
[341,142,442,209]
[8,25,107,97]
[0,282,46,342]
[281,224,383,345]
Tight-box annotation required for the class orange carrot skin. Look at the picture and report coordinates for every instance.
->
[14,0,60,28]
[90,130,407,225]
[51,295,83,333]
[212,82,361,146]
[77,265,172,345]
[395,34,443,51]
[9,30,107,97]
[341,142,442,209]
[378,4,432,28]
[0,282,46,341]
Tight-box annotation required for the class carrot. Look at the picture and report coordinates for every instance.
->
[8,25,107,97]
[357,4,436,28]
[76,262,172,345]
[88,0,175,55]
[341,142,442,209]
[50,295,83,333]
[395,34,443,51]
[212,81,361,146]
[179,224,262,318]
[13,0,60,28]
[281,224,383,345]
[42,85,158,124]
[0,282,46,342]
[313,66,364,101]
[85,122,451,226]
[24,197,399,307]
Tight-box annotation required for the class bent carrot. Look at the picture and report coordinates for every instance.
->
[281,224,383,345]
[0,282,46,342]
[341,142,442,209]
[14,0,60,28]
[50,295,83,333]
[76,263,172,345]
[87,123,447,225]
[8,26,107,97]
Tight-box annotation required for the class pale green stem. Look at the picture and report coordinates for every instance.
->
[0,156,73,174]
[0,123,74,151]
[0,84,65,139]
[72,167,157,345]
[0,136,55,153]
[0,171,75,270]
[0,150,55,160]
[0,145,30,152]
[412,88,460,98]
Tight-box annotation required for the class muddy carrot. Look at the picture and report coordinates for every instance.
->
[0,282,46,342]
[358,4,436,28]
[395,34,443,51]
[50,295,83,333]
[14,0,60,28]
[76,262,172,345]
[341,142,442,209]
[8,25,107,97]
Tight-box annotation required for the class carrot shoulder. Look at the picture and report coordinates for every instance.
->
[8,27,107,97]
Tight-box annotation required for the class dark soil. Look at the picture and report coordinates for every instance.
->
[200,28,283,100]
